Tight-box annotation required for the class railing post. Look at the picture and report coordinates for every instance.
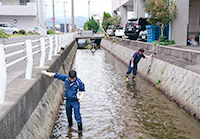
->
[25,40,33,79]
[62,35,65,48]
[54,35,58,55]
[66,33,69,46]
[40,37,45,67]
[58,35,62,52]
[65,34,67,47]
[0,44,7,104]
[48,36,53,60]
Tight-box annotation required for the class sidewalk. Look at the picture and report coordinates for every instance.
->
[170,44,200,52]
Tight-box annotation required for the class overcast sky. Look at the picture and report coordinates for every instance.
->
[45,0,112,19]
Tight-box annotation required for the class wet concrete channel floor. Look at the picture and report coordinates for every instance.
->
[51,49,200,139]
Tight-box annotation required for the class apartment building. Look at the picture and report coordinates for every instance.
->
[112,0,199,46]
[0,0,46,35]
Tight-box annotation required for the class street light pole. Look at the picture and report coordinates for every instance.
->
[88,0,90,19]
[53,0,55,31]
[71,0,74,32]
[63,2,67,33]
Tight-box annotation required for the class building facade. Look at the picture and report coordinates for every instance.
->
[0,0,46,35]
[112,0,199,46]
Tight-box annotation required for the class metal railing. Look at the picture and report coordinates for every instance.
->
[0,33,75,104]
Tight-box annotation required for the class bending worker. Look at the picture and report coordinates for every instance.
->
[90,39,97,52]
[126,48,152,81]
[41,70,85,135]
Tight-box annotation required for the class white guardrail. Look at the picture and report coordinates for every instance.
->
[0,33,75,104]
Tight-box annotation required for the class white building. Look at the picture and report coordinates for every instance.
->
[0,0,46,35]
[112,0,200,46]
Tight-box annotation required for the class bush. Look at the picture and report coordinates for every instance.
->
[47,30,55,34]
[152,39,175,46]
[0,30,8,38]
[152,36,175,46]
[18,29,26,34]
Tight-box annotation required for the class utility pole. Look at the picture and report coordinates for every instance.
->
[88,0,90,19]
[53,0,55,31]
[71,0,74,32]
[63,2,67,33]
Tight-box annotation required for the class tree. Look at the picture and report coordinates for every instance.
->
[102,12,112,30]
[101,12,121,31]
[144,0,177,37]
[84,17,99,33]
[108,16,121,30]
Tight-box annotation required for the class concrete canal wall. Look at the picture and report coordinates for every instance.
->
[0,40,77,139]
[101,38,200,119]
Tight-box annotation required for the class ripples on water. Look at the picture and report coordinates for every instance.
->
[51,49,200,139]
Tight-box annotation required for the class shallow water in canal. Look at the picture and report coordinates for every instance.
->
[50,49,200,139]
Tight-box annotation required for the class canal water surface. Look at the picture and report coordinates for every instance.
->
[51,49,200,139]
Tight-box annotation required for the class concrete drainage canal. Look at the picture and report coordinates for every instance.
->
[50,48,200,138]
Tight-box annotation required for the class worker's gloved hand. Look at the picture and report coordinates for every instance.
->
[131,63,134,68]
[41,70,54,77]
[78,91,85,102]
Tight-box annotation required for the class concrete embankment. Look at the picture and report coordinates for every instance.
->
[0,40,77,139]
[100,38,200,119]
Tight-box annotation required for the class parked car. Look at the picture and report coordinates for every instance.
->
[0,22,19,35]
[138,30,147,42]
[115,26,126,38]
[106,28,115,36]
[124,17,149,40]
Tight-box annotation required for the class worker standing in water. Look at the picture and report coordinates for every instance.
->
[126,48,152,81]
[90,39,97,52]
[41,70,85,135]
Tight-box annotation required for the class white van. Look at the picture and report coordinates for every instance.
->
[0,22,19,35]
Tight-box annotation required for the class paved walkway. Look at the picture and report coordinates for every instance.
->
[172,44,200,52]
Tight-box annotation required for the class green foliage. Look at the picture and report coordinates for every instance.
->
[102,12,121,31]
[47,30,55,34]
[102,12,111,30]
[152,36,175,45]
[144,0,177,37]
[103,12,111,20]
[18,29,26,34]
[111,39,119,44]
[84,17,99,33]
[156,69,164,89]
[109,16,121,30]
[0,30,8,38]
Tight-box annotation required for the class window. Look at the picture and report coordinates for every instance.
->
[20,0,30,5]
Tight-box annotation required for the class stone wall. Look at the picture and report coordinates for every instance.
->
[16,42,77,139]
[16,42,78,139]
[0,40,77,139]
[100,38,200,119]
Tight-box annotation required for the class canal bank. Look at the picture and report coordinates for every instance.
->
[16,41,78,139]
[100,38,200,120]
[0,39,77,139]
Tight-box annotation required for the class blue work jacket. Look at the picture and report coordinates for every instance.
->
[131,51,145,64]
[54,73,85,101]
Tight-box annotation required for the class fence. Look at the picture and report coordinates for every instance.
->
[0,33,74,104]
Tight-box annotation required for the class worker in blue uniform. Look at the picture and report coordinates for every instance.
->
[41,70,85,135]
[126,48,152,81]
[90,39,97,52]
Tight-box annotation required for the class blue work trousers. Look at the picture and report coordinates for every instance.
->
[66,99,82,123]
[126,61,137,75]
